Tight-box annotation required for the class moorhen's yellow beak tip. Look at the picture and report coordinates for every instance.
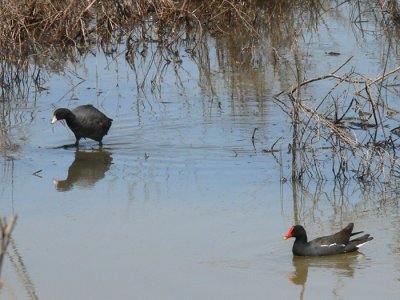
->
[283,236,288,240]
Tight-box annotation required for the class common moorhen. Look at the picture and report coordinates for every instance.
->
[284,223,373,256]
[51,105,113,146]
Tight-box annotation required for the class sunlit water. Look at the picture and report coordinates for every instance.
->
[1,3,400,300]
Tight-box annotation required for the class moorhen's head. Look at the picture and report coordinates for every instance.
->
[51,108,72,124]
[284,225,307,240]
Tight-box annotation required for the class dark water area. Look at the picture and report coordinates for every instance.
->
[1,2,400,299]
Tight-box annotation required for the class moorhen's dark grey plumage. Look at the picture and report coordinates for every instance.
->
[284,223,373,256]
[51,105,112,146]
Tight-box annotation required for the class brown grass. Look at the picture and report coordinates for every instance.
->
[0,0,256,55]
[0,0,333,59]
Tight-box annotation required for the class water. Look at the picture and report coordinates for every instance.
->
[1,2,400,299]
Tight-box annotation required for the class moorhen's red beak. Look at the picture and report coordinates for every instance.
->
[284,226,294,240]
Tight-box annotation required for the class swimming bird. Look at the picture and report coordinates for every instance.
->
[284,223,373,256]
[51,105,112,146]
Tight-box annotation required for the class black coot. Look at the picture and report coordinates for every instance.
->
[51,104,113,146]
[284,223,373,256]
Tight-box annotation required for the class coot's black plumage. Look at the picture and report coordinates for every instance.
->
[51,105,112,146]
[284,223,373,256]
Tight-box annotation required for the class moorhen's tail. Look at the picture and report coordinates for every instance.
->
[343,223,364,239]
[350,230,364,237]
[348,222,364,237]
[344,234,374,252]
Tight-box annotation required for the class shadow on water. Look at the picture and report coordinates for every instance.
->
[289,253,370,300]
[53,149,113,192]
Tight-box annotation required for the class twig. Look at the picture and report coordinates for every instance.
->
[356,65,400,94]
[263,137,282,153]
[251,127,258,142]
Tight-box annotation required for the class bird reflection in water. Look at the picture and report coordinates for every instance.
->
[53,149,112,192]
[289,253,367,300]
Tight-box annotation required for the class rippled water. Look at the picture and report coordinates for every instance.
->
[1,3,400,300]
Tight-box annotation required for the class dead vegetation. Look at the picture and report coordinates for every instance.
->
[0,0,265,57]
[273,53,400,182]
[269,0,400,183]
[0,0,333,66]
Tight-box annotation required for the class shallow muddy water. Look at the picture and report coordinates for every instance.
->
[1,2,400,300]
